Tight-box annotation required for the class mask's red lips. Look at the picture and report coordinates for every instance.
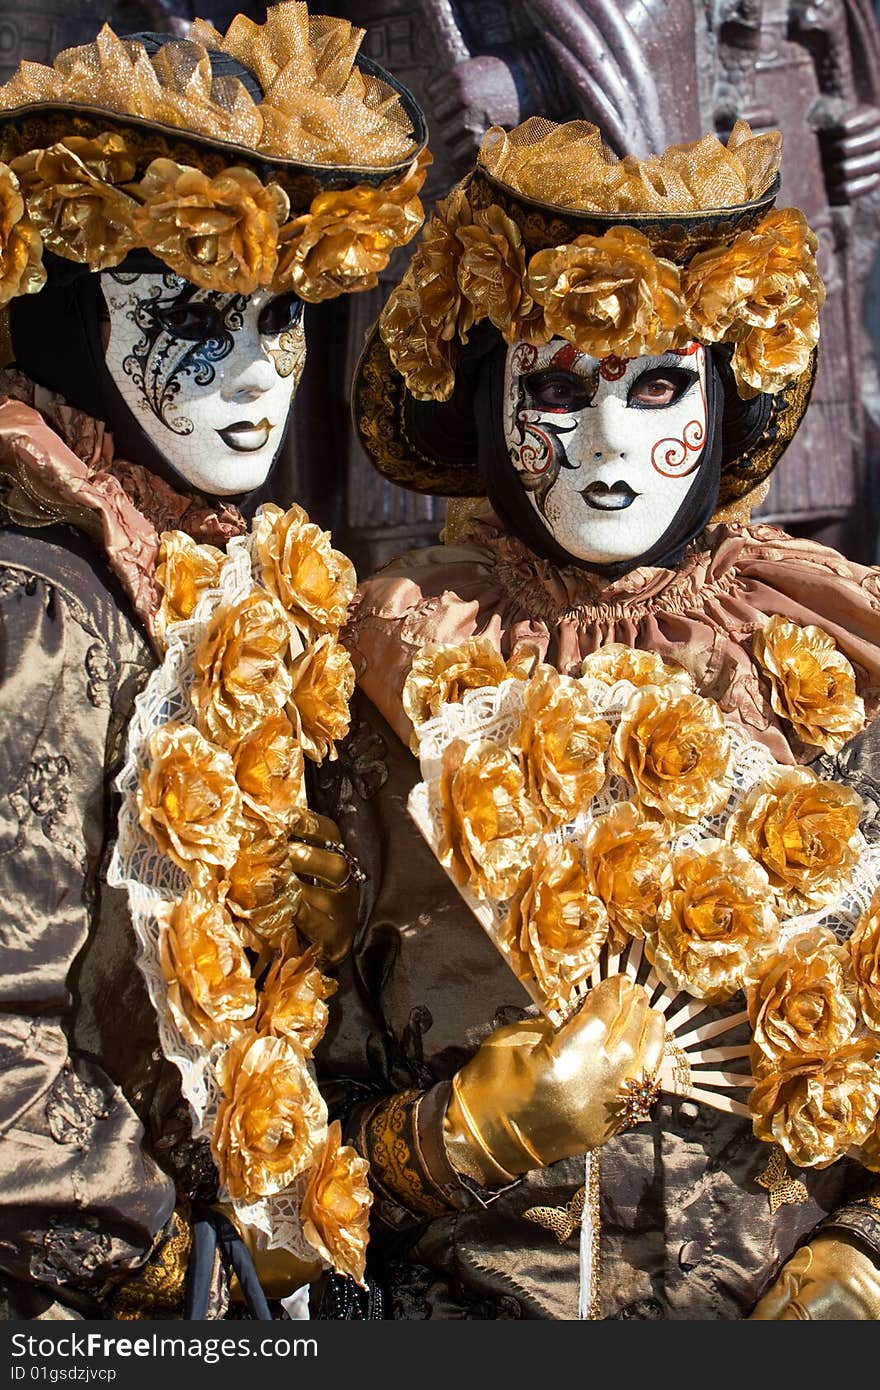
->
[216,418,272,452]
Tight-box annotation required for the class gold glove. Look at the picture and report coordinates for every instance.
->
[288,811,363,966]
[443,975,666,1186]
[750,1235,880,1320]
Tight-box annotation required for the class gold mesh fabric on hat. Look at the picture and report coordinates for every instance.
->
[479,117,781,214]
[0,2,418,169]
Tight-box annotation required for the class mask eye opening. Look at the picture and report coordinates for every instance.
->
[522,368,595,412]
[257,292,304,338]
[627,365,698,409]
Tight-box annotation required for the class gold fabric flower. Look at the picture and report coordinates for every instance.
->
[850,888,880,1034]
[379,185,474,400]
[750,1040,880,1168]
[137,722,243,872]
[649,839,779,1001]
[253,502,356,641]
[583,801,669,939]
[300,1120,372,1284]
[860,1112,880,1172]
[610,685,733,824]
[579,643,693,692]
[402,637,534,752]
[503,841,611,1010]
[154,530,224,646]
[156,885,256,1047]
[438,737,542,900]
[753,614,866,753]
[731,302,819,398]
[230,711,305,833]
[224,820,302,950]
[135,159,289,295]
[509,665,611,826]
[682,207,824,342]
[192,591,293,745]
[257,942,337,1052]
[748,928,858,1068]
[0,161,45,306]
[527,227,685,359]
[456,204,549,345]
[413,186,475,337]
[725,766,863,913]
[379,270,457,400]
[275,169,424,302]
[287,634,354,763]
[213,1033,327,1201]
[12,135,137,270]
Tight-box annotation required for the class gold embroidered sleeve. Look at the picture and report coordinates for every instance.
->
[350,1084,471,1224]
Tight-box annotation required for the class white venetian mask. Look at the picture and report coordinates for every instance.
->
[100,270,307,496]
[503,336,708,564]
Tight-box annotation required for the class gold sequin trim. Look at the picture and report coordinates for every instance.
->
[588,1152,601,1321]
[467,165,775,260]
[665,1036,692,1095]
[0,307,12,369]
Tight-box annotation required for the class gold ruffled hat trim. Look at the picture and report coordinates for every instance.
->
[0,3,430,302]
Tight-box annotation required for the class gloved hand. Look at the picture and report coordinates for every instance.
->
[442,975,666,1186]
[287,810,363,966]
[750,1235,880,1320]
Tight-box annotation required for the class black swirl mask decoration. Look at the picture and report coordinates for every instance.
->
[110,271,248,438]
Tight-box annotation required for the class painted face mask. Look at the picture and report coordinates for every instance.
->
[100,270,307,496]
[503,337,708,564]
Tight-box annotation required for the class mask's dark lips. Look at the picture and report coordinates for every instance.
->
[580,481,638,511]
[216,418,272,452]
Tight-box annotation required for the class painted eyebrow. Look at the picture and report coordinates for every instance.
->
[532,342,595,377]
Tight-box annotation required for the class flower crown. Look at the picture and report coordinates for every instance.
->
[380,117,824,403]
[0,4,430,304]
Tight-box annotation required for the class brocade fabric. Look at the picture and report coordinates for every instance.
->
[0,520,183,1315]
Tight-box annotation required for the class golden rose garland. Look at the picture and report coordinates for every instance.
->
[379,187,824,402]
[403,632,880,1173]
[0,137,429,304]
[129,502,372,1284]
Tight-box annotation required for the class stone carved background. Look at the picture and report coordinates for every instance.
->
[4,1,880,574]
